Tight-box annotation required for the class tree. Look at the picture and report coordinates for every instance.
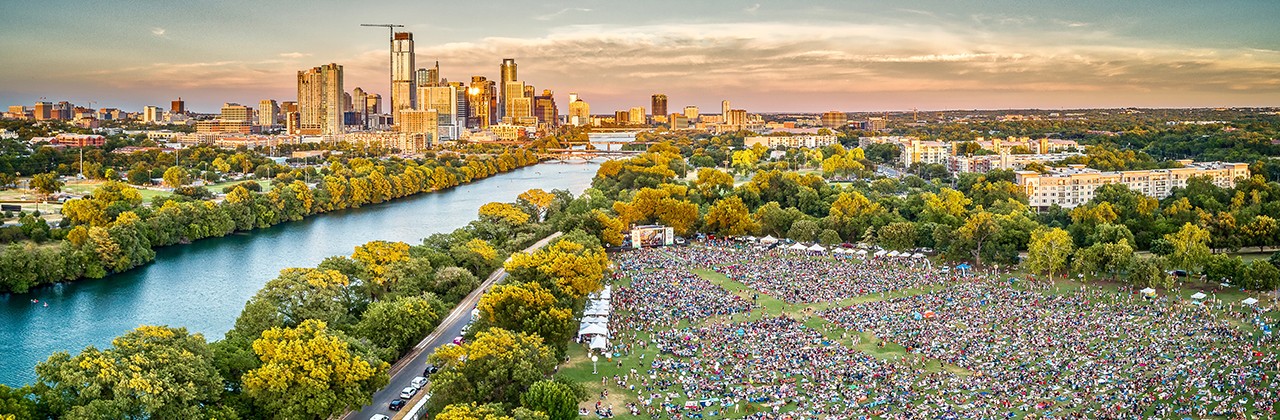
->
[1243,215,1279,252]
[818,229,842,245]
[1242,260,1280,291]
[242,320,388,419]
[437,402,515,420]
[351,240,411,296]
[704,196,758,236]
[520,380,580,420]
[505,239,608,302]
[877,222,917,250]
[426,266,480,304]
[474,282,576,356]
[517,189,555,222]
[951,212,999,266]
[34,326,223,419]
[427,328,557,414]
[730,149,760,175]
[1073,241,1134,281]
[1128,257,1171,288]
[824,191,886,241]
[453,238,499,277]
[787,219,820,242]
[355,294,445,355]
[479,202,531,226]
[1025,227,1074,280]
[754,202,804,238]
[1164,223,1211,273]
[162,166,188,188]
[29,172,63,202]
[0,384,38,419]
[920,188,970,226]
[693,167,734,200]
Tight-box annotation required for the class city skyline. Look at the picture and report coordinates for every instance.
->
[2,0,1278,113]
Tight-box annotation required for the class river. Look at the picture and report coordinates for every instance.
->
[0,162,601,386]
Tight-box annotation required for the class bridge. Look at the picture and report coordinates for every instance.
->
[537,148,643,162]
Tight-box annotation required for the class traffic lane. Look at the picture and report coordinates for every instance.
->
[351,302,472,419]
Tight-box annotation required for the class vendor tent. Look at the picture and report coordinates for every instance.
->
[856,250,868,255]
[760,235,779,245]
[874,250,887,257]
[578,323,609,337]
[1242,297,1259,306]
[808,244,826,252]
[789,243,809,251]
[1140,288,1156,296]
[888,250,901,257]
[589,335,608,350]
[581,316,608,325]
[1190,292,1207,300]
[912,253,926,259]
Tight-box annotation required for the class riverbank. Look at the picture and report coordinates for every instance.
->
[0,161,601,387]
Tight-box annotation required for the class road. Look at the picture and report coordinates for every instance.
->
[346,232,564,420]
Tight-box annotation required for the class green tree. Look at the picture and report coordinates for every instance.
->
[787,219,820,242]
[1128,257,1171,288]
[1072,241,1134,281]
[355,294,445,355]
[1164,223,1211,273]
[162,166,188,188]
[34,326,223,419]
[877,222,917,251]
[520,380,580,420]
[1025,227,1074,280]
[818,229,842,245]
[427,328,557,414]
[951,212,1000,266]
[704,196,758,236]
[242,320,389,419]
[29,172,63,202]
[1242,260,1280,291]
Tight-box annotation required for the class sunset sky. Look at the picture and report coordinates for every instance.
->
[1,0,1277,113]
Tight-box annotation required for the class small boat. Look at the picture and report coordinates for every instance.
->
[43,302,48,307]
[31,299,38,303]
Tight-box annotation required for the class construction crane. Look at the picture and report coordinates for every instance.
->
[360,23,404,115]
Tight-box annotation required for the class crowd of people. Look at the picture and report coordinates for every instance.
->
[593,244,1279,418]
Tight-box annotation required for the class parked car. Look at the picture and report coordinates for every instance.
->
[411,376,428,389]
[389,399,406,410]
[371,415,391,420]
[423,364,439,376]
[400,386,417,399]
[452,336,464,345]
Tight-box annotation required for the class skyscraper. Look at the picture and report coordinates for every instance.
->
[534,89,557,127]
[419,84,458,140]
[220,103,253,123]
[651,94,667,117]
[683,106,699,121]
[568,93,590,126]
[171,98,185,114]
[503,81,527,121]
[297,63,344,135]
[416,61,440,87]
[258,99,278,127]
[721,100,730,120]
[391,32,416,123]
[468,76,497,128]
[33,102,52,120]
[629,106,647,125]
[499,58,517,118]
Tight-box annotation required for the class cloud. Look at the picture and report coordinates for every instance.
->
[278,52,312,59]
[745,4,760,14]
[151,27,166,37]
[534,7,591,21]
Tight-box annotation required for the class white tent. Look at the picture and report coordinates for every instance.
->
[747,236,758,242]
[789,243,809,251]
[912,253,926,259]
[760,235,779,245]
[581,316,609,325]
[585,303,610,316]
[856,250,868,255]
[808,244,826,252]
[1242,297,1259,306]
[578,323,609,337]
[888,250,901,257]
[833,248,848,254]
[874,250,887,257]
[1140,288,1156,296]
[1190,292,1207,300]
[589,335,608,350]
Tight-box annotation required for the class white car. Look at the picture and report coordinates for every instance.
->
[399,386,417,399]
[410,376,428,389]
[371,415,391,420]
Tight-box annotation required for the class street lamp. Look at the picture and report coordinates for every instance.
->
[591,355,598,375]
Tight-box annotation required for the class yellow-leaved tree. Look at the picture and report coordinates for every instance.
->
[504,239,609,301]
[242,319,388,419]
[478,202,531,226]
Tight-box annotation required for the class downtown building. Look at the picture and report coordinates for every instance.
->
[391,32,416,124]
[1016,161,1250,210]
[744,135,838,149]
[297,63,344,137]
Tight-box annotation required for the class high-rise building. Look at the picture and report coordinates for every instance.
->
[391,32,416,123]
[499,58,517,118]
[629,106,647,125]
[568,93,590,126]
[820,111,847,128]
[398,109,438,147]
[533,89,557,127]
[365,94,382,115]
[615,110,629,124]
[142,106,162,124]
[725,109,748,126]
[414,61,440,88]
[419,85,458,140]
[33,102,52,120]
[721,100,730,120]
[258,100,279,127]
[651,94,667,117]
[351,88,367,127]
[280,101,298,114]
[171,98,185,114]
[503,81,527,120]
[298,63,344,135]
[683,105,699,121]
[449,81,469,129]
[220,103,253,123]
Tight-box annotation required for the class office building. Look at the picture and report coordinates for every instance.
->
[398,109,438,149]
[745,135,838,149]
[650,94,667,118]
[503,81,528,120]
[568,93,590,126]
[533,89,557,127]
[724,109,748,126]
[220,103,253,123]
[1016,161,1250,210]
[468,76,497,128]
[419,85,458,140]
[258,99,278,127]
[450,81,470,129]
[171,98,185,114]
[351,88,367,127]
[500,58,517,118]
[901,138,951,166]
[365,94,381,115]
[683,106,699,121]
[143,106,162,124]
[721,100,730,120]
[821,111,847,128]
[948,152,1084,174]
[973,136,1081,155]
[391,32,416,123]
[33,102,52,120]
[629,106,647,125]
[297,63,344,135]
[669,113,689,130]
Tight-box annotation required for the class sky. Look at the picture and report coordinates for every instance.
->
[1,0,1278,113]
